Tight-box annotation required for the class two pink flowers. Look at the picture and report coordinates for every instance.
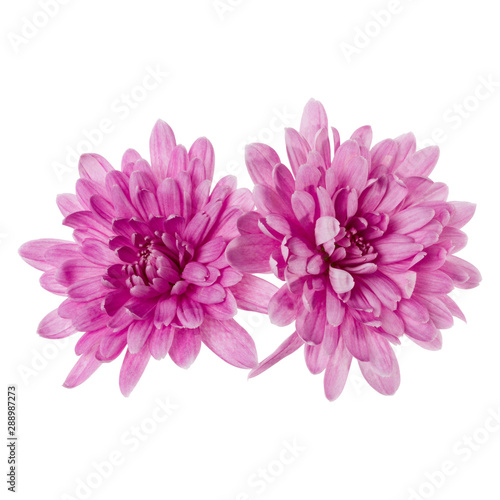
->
[20,99,481,399]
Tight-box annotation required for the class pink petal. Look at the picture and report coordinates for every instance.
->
[388,207,436,234]
[203,289,237,320]
[200,317,257,369]
[128,320,155,354]
[269,285,298,326]
[315,216,340,246]
[291,190,316,232]
[296,304,326,345]
[329,267,354,294]
[169,329,201,368]
[19,239,69,271]
[374,234,423,265]
[305,343,329,375]
[177,296,204,328]
[56,193,83,217]
[341,314,369,361]
[150,119,176,178]
[350,125,373,149]
[414,270,454,294]
[119,346,151,396]
[249,332,304,378]
[230,274,278,314]
[149,326,175,360]
[63,351,101,388]
[300,98,328,148]
[78,153,113,184]
[323,337,352,401]
[447,201,476,229]
[226,234,278,273]
[369,139,398,175]
[285,128,310,176]
[189,137,215,181]
[326,286,345,326]
[396,146,440,178]
[273,163,295,203]
[245,143,280,188]
[365,331,394,376]
[358,351,400,396]
[37,309,77,339]
[189,283,226,304]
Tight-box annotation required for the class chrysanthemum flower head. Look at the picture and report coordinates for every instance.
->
[227,99,481,400]
[20,120,277,396]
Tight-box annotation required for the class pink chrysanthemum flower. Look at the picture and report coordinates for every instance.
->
[227,99,481,400]
[20,120,277,396]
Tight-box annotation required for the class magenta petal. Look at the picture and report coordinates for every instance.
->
[57,193,83,217]
[305,343,329,375]
[149,326,175,360]
[19,239,69,271]
[350,125,373,149]
[78,153,113,183]
[37,309,76,339]
[291,190,316,232]
[196,237,225,263]
[447,201,476,229]
[300,98,328,148]
[269,285,297,326]
[226,234,278,273]
[374,234,423,265]
[396,146,440,178]
[154,295,178,327]
[63,351,101,388]
[329,267,354,294]
[119,346,151,397]
[150,119,176,178]
[177,296,204,328]
[189,137,215,181]
[326,286,345,326]
[169,329,201,369]
[388,207,436,234]
[68,278,106,302]
[249,332,304,378]
[246,143,280,188]
[127,320,155,354]
[200,317,257,369]
[230,274,278,314]
[315,216,340,246]
[203,289,237,320]
[98,332,127,361]
[359,350,400,396]
[342,314,370,361]
[324,337,352,401]
[365,331,394,376]
[296,304,326,345]
[40,270,67,295]
[414,270,454,294]
[285,128,310,176]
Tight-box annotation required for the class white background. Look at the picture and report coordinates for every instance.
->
[1,1,499,499]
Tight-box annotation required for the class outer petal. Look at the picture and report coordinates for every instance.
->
[230,274,278,313]
[169,329,201,369]
[119,346,151,397]
[200,317,257,369]
[226,234,278,273]
[249,332,304,378]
